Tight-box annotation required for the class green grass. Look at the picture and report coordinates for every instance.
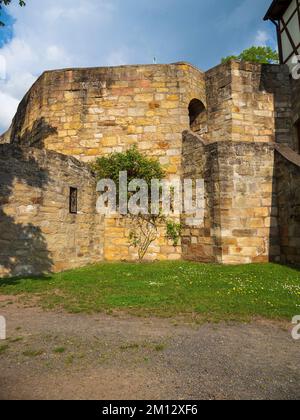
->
[0,345,9,354]
[22,349,44,357]
[53,347,66,354]
[0,262,300,321]
[154,344,166,352]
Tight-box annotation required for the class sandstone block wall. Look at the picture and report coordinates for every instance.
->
[3,61,293,159]
[205,61,233,142]
[0,60,300,271]
[181,131,279,264]
[3,63,206,174]
[0,145,104,277]
[260,64,292,147]
[104,215,182,262]
[2,60,295,162]
[181,130,216,262]
[0,63,207,265]
[215,141,279,264]
[205,61,293,146]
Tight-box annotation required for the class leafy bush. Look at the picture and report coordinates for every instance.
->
[222,46,279,65]
[92,147,171,261]
[92,146,165,196]
[166,221,182,247]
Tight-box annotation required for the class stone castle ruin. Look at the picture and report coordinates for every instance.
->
[1,60,300,277]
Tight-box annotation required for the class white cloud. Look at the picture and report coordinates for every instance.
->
[0,0,279,133]
[0,0,134,133]
[0,90,19,128]
[254,30,270,46]
[105,48,133,66]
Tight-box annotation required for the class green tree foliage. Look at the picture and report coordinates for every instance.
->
[93,147,170,261]
[166,220,182,247]
[92,146,165,195]
[0,0,25,26]
[222,46,279,65]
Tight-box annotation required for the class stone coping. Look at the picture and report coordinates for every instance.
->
[182,130,277,150]
[39,61,204,79]
[0,144,95,175]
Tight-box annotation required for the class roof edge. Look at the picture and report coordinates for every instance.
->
[264,0,292,21]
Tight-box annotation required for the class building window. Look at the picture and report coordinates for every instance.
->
[188,99,207,135]
[69,187,78,214]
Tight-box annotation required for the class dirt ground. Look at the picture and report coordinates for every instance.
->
[0,299,299,400]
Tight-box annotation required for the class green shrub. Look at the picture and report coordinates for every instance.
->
[92,147,169,261]
[166,221,182,247]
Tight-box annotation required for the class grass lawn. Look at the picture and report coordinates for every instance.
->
[0,261,300,322]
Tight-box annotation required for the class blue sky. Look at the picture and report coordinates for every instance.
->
[0,0,276,131]
[0,9,15,47]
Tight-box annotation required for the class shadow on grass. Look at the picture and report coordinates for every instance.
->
[274,262,300,273]
[0,274,53,287]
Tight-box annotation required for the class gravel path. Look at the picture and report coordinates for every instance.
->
[0,302,299,400]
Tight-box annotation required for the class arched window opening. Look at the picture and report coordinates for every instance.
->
[188,99,207,135]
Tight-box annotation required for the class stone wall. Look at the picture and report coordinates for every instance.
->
[205,61,293,145]
[181,130,216,262]
[181,131,278,264]
[215,141,279,264]
[1,63,207,266]
[261,64,293,146]
[103,215,182,262]
[205,61,233,142]
[4,61,293,159]
[1,61,299,270]
[275,145,300,264]
[2,61,295,155]
[3,63,206,174]
[0,145,104,277]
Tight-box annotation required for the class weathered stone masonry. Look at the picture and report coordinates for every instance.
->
[182,131,279,264]
[5,63,206,169]
[0,60,300,276]
[0,145,103,277]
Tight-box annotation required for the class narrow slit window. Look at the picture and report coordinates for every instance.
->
[69,187,78,214]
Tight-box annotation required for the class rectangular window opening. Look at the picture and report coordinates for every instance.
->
[69,187,78,214]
